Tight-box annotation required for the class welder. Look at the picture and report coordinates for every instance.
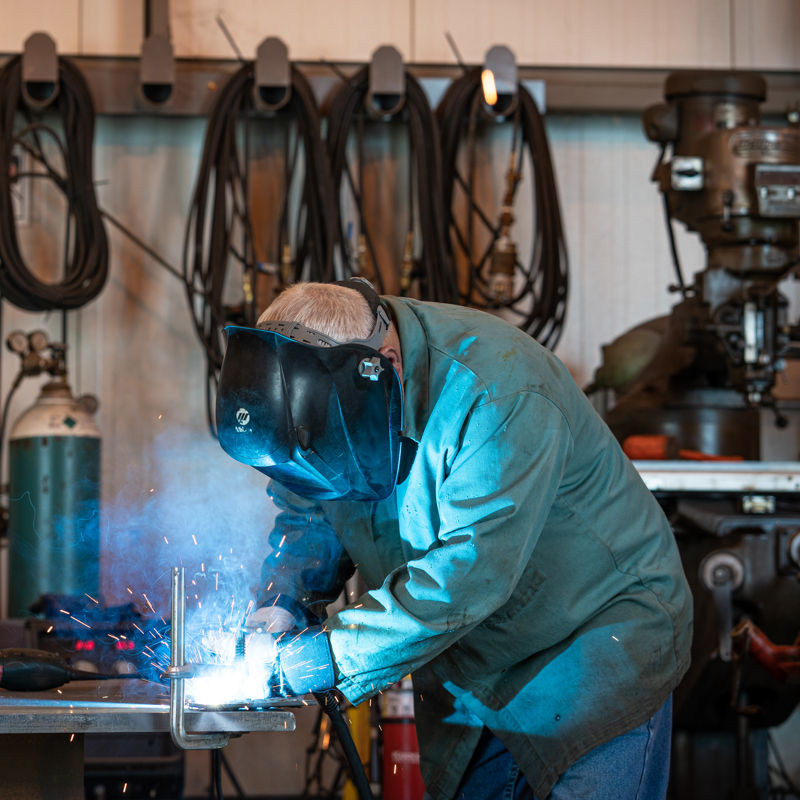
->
[215,279,692,800]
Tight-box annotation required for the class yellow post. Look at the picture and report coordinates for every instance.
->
[342,701,372,800]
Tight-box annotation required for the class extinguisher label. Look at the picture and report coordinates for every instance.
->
[392,750,420,765]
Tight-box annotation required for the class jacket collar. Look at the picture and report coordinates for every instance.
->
[381,296,429,443]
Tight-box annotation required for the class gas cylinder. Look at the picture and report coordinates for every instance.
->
[7,379,101,616]
[381,676,426,800]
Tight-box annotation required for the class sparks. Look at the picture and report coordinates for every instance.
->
[46,626,53,633]
[164,537,169,544]
[267,582,273,591]
[127,588,133,595]
[59,609,69,614]
[215,573,219,590]
[85,593,98,604]
[70,734,74,742]
[70,616,91,629]
[123,783,127,793]
[158,414,162,419]
[394,765,397,774]
[192,535,198,545]
[150,489,154,493]
[612,635,619,641]
[143,594,155,613]
[57,689,62,694]
[279,535,287,548]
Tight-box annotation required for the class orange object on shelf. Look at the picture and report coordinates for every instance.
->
[623,435,679,460]
[622,434,744,461]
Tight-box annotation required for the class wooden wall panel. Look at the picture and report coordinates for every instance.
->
[732,0,800,70]
[81,0,143,57]
[0,0,80,54]
[413,0,731,68]
[169,0,411,62]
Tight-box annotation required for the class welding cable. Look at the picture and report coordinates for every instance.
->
[183,62,335,434]
[438,67,569,349]
[326,67,458,303]
[314,690,375,800]
[0,55,108,311]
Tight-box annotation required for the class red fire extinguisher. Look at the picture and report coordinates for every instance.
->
[380,676,426,800]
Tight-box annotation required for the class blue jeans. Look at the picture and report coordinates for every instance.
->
[430,696,672,800]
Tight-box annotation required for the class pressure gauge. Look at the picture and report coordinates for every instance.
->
[6,330,28,354]
[28,330,49,352]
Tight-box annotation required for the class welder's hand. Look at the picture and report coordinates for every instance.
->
[244,605,296,634]
[244,631,279,666]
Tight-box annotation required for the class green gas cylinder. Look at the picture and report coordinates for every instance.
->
[7,380,101,616]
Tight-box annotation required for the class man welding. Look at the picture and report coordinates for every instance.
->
[215,279,692,800]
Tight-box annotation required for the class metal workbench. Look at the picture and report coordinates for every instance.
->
[0,679,300,800]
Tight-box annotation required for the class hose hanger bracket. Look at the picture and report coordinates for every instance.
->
[21,32,59,110]
[483,45,518,119]
[254,37,291,112]
[367,45,405,118]
[140,0,175,108]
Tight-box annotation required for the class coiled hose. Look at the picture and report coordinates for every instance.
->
[0,55,108,311]
[438,67,568,349]
[326,67,458,303]
[183,62,335,432]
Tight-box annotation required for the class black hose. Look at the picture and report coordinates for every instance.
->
[438,67,569,349]
[183,61,335,434]
[314,690,374,800]
[0,55,108,311]
[326,67,458,303]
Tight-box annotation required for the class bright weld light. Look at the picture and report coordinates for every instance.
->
[481,69,498,106]
[186,664,270,707]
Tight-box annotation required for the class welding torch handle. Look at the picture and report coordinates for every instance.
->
[314,690,375,800]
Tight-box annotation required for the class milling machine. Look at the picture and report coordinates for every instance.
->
[589,72,800,799]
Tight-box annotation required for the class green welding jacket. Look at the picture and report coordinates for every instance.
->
[259,297,692,800]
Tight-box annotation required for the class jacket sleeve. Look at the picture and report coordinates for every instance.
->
[258,481,356,622]
[327,391,574,703]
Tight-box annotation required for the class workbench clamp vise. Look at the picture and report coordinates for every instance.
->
[164,566,231,750]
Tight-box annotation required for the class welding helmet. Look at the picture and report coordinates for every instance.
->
[216,280,403,502]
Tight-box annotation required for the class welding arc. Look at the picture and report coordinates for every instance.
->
[183,61,335,435]
[0,55,108,311]
[326,67,459,304]
[438,67,569,349]
[314,689,375,800]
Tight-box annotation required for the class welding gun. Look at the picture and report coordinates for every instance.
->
[0,648,139,691]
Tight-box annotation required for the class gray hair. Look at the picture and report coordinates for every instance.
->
[257,282,374,342]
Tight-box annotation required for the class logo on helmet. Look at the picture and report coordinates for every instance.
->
[235,407,251,432]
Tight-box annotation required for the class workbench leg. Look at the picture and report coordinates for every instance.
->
[0,733,84,800]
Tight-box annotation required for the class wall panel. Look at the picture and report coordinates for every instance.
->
[81,0,143,56]
[0,0,80,54]
[733,0,800,70]
[413,0,732,68]
[169,0,411,62]
[545,114,705,387]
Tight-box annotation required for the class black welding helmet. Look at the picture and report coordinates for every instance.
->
[216,280,403,501]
